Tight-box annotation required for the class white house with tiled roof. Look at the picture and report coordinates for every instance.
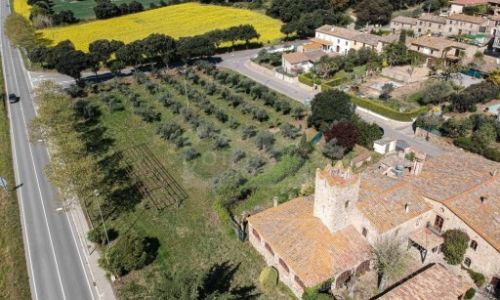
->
[247,150,500,297]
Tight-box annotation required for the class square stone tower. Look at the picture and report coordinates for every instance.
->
[314,162,361,234]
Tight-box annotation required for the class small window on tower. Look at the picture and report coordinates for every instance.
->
[362,227,368,237]
[345,201,350,208]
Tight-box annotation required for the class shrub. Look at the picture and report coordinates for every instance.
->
[464,288,475,300]
[442,229,469,265]
[232,149,246,163]
[241,125,257,140]
[280,123,301,139]
[213,136,230,150]
[184,147,200,161]
[247,156,267,175]
[352,96,426,122]
[213,169,247,205]
[324,120,358,151]
[228,118,240,129]
[322,139,345,160]
[87,226,118,246]
[255,131,275,151]
[292,106,306,120]
[133,106,161,122]
[157,122,183,141]
[467,269,485,288]
[258,267,278,291]
[100,233,158,276]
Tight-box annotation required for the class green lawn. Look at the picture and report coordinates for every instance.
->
[80,67,326,298]
[52,0,165,20]
[0,59,31,300]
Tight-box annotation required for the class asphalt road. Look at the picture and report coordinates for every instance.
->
[217,48,445,157]
[1,3,98,300]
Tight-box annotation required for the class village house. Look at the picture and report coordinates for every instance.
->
[314,25,384,54]
[416,13,448,35]
[446,13,490,35]
[449,0,489,14]
[408,35,476,63]
[376,263,473,299]
[281,51,326,74]
[247,150,499,298]
[390,16,418,33]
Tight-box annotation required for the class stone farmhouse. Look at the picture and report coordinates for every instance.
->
[247,151,499,297]
[390,13,491,36]
[313,25,388,54]
[408,35,477,63]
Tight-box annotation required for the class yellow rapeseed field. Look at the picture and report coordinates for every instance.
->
[13,0,31,19]
[41,3,284,51]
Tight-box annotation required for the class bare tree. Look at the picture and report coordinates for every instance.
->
[372,237,408,291]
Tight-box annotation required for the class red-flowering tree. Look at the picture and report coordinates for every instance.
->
[324,120,358,151]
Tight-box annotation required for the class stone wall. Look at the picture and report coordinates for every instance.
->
[425,198,500,281]
[248,224,304,297]
[314,169,361,234]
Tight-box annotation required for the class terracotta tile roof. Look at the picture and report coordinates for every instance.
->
[443,175,500,251]
[247,197,372,287]
[392,16,418,25]
[302,41,324,50]
[357,177,432,233]
[316,25,359,40]
[379,263,472,300]
[353,32,381,46]
[405,151,499,250]
[310,38,332,46]
[409,227,444,250]
[418,13,447,24]
[450,0,488,5]
[410,36,469,51]
[407,151,499,202]
[283,52,310,64]
[379,33,401,44]
[447,13,489,24]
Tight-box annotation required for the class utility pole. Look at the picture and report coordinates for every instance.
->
[94,189,110,245]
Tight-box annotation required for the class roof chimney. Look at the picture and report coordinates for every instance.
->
[405,203,410,213]
[411,152,426,176]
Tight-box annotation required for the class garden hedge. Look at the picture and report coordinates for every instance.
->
[321,77,348,91]
[298,73,314,86]
[350,95,427,122]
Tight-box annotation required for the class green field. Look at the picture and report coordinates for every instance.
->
[51,0,165,19]
[61,65,328,298]
[0,58,31,300]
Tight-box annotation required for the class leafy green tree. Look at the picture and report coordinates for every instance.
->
[100,233,158,276]
[89,39,124,66]
[355,0,393,26]
[116,40,144,69]
[472,122,496,146]
[308,90,355,129]
[142,33,176,66]
[353,118,383,149]
[419,81,455,105]
[54,49,88,81]
[441,117,472,138]
[384,42,411,66]
[372,237,408,291]
[322,139,345,160]
[176,36,216,61]
[5,13,48,50]
[255,131,275,151]
[442,229,469,265]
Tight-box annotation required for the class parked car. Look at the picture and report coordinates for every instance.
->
[8,93,19,104]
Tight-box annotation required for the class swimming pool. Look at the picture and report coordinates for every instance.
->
[488,103,500,115]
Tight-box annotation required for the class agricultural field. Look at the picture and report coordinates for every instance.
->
[61,64,328,298]
[40,3,284,51]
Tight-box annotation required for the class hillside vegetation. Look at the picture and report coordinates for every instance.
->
[39,3,283,51]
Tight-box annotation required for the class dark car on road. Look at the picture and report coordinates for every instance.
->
[8,93,19,104]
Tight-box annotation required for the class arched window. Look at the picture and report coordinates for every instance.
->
[470,240,478,251]
[464,257,471,267]
[345,201,350,209]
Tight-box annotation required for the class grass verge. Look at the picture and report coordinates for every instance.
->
[0,57,31,299]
